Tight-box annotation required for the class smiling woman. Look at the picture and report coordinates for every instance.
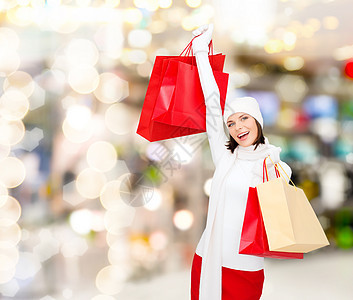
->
[226,113,265,152]
[190,24,292,300]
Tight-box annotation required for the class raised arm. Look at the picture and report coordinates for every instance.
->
[192,25,229,166]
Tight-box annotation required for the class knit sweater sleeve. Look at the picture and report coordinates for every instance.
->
[195,52,229,166]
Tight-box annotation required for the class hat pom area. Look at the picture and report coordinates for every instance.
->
[223,96,264,128]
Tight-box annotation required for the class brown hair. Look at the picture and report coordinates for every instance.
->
[225,120,265,153]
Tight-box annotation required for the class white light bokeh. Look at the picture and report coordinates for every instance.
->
[128,29,152,48]
[0,182,9,208]
[3,71,35,97]
[94,72,129,104]
[173,209,194,231]
[149,231,168,251]
[61,237,89,258]
[68,66,100,94]
[95,265,129,295]
[65,105,92,131]
[62,118,93,144]
[203,178,212,196]
[0,196,21,227]
[144,188,162,211]
[105,103,132,135]
[0,247,19,272]
[87,141,117,172]
[65,38,99,67]
[0,90,29,121]
[0,223,21,248]
[100,179,129,211]
[0,157,26,188]
[104,206,135,234]
[0,119,25,146]
[76,168,107,199]
[0,48,20,77]
[69,209,94,235]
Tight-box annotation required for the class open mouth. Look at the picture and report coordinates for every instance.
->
[237,131,250,140]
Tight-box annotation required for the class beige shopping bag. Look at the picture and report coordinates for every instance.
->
[256,157,330,253]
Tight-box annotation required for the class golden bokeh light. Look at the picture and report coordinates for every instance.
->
[323,16,339,30]
[3,71,35,97]
[0,157,26,188]
[123,8,143,25]
[95,265,128,295]
[264,39,284,54]
[134,0,159,11]
[68,66,100,94]
[105,103,132,135]
[76,168,107,199]
[159,0,172,9]
[0,223,21,248]
[186,0,202,8]
[0,90,30,121]
[283,31,297,50]
[87,141,117,172]
[283,56,305,71]
[62,118,93,144]
[0,196,21,227]
[0,119,25,146]
[94,72,129,104]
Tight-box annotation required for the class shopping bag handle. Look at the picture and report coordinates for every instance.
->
[265,156,297,189]
[179,37,214,67]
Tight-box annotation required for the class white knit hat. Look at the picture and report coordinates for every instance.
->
[223,96,264,128]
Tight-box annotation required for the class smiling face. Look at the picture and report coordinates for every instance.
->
[226,112,259,147]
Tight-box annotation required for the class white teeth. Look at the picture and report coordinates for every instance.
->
[238,131,249,138]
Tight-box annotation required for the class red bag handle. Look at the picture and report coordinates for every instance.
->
[262,156,281,183]
[179,37,215,68]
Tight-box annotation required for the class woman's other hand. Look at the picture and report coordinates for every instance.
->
[192,24,214,54]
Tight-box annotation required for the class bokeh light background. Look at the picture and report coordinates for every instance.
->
[0,0,353,299]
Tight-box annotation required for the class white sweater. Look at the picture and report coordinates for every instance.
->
[194,51,292,300]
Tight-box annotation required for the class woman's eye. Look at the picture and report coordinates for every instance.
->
[241,116,248,121]
[228,123,234,127]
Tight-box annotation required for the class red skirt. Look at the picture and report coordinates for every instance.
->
[191,253,264,300]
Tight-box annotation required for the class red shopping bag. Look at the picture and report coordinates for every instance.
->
[151,59,229,130]
[239,159,304,259]
[136,40,226,142]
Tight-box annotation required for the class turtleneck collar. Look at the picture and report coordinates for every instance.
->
[235,137,271,160]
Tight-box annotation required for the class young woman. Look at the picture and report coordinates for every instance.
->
[190,24,292,300]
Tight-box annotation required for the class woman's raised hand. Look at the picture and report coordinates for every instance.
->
[192,24,214,54]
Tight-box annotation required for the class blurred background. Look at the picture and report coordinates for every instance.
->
[0,0,353,299]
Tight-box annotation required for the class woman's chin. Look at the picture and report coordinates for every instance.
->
[236,138,256,147]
